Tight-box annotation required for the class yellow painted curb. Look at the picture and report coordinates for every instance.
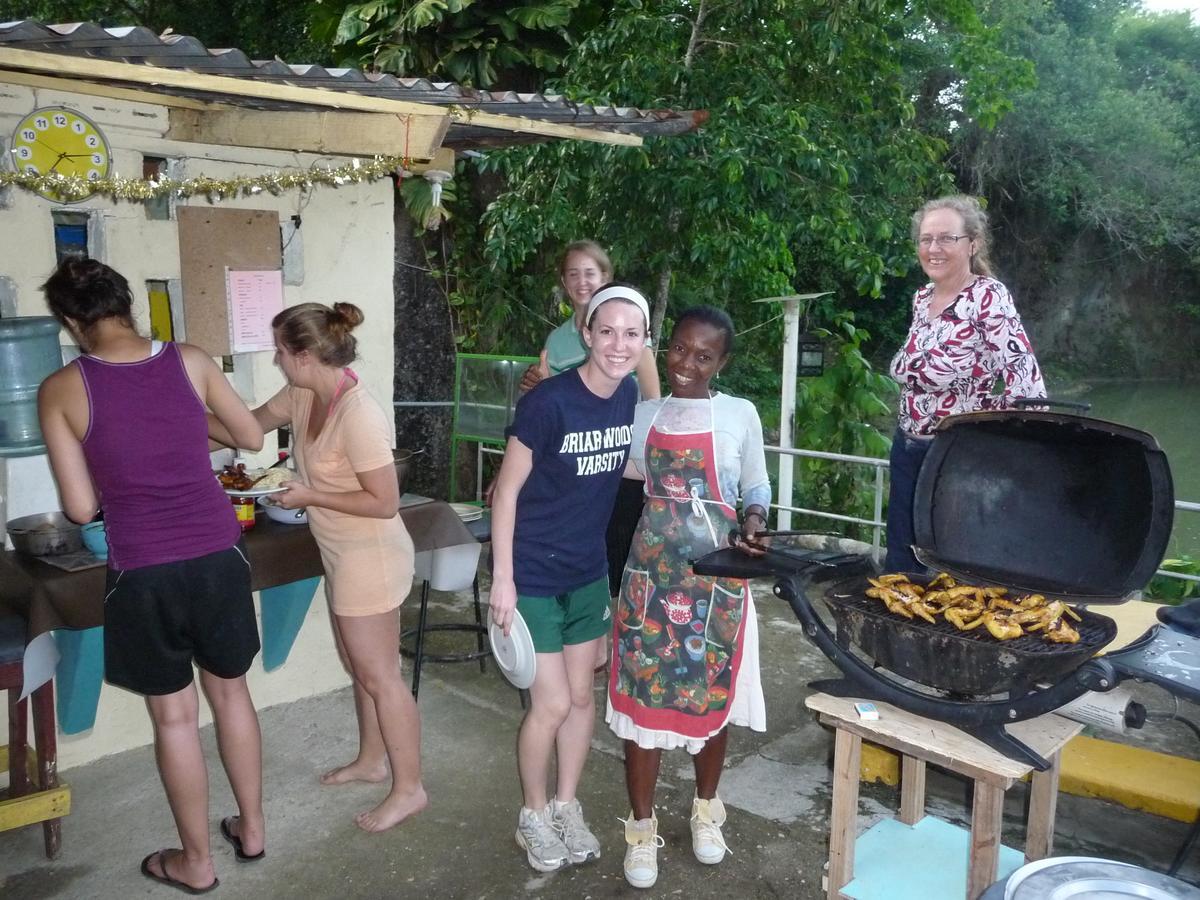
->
[858,734,1200,823]
[1059,734,1200,823]
[861,741,900,785]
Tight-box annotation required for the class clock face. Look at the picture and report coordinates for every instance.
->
[10,107,112,201]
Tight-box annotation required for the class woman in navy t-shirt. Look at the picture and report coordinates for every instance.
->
[490,283,649,874]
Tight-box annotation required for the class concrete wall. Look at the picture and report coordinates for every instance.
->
[0,81,398,769]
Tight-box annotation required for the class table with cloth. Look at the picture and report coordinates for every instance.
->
[0,499,474,733]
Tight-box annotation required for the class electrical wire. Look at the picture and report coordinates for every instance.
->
[1166,709,1200,880]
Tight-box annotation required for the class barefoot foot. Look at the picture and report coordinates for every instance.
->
[354,785,429,833]
[319,759,389,786]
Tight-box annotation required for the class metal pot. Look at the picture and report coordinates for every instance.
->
[7,511,84,556]
[393,448,421,497]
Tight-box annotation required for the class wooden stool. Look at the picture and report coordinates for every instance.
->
[1,613,70,858]
[806,693,1081,900]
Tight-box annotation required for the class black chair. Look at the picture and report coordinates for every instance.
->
[400,517,489,699]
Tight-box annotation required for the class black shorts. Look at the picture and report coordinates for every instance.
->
[103,540,260,696]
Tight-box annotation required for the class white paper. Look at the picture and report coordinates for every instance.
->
[20,631,61,700]
[226,268,284,353]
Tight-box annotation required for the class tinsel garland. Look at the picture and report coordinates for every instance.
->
[0,155,410,202]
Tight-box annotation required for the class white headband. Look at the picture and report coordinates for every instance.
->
[584,285,650,331]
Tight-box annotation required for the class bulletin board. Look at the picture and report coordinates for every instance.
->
[178,207,281,356]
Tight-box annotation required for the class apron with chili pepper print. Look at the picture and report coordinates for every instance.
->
[608,403,752,743]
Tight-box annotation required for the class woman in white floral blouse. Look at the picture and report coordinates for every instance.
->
[886,195,1046,572]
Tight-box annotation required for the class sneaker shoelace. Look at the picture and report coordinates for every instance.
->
[555,804,594,848]
[692,814,732,856]
[524,814,565,853]
[620,816,665,867]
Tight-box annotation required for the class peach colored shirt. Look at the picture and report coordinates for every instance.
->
[266,381,414,616]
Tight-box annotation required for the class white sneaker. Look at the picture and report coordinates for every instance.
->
[622,812,664,889]
[515,806,570,873]
[552,798,601,863]
[690,795,730,864]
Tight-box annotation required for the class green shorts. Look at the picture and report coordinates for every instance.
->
[516,576,611,653]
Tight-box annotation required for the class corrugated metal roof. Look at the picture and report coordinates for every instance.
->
[0,20,703,149]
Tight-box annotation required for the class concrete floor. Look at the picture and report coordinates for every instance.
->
[2,582,1197,899]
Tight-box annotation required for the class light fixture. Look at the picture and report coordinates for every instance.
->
[422,169,451,209]
[798,332,824,377]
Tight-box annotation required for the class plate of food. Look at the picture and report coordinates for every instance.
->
[216,463,296,498]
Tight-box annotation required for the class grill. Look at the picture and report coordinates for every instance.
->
[693,406,1176,770]
[823,574,1117,696]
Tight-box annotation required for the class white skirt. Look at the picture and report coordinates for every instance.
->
[606,591,767,755]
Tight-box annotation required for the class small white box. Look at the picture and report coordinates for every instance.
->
[854,702,879,721]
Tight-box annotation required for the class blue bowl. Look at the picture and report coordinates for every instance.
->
[81,521,108,559]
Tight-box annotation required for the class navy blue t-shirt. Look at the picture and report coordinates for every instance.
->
[506,368,637,595]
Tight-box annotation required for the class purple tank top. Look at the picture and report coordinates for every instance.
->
[77,342,240,570]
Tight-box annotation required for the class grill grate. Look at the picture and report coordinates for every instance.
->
[826,581,1115,657]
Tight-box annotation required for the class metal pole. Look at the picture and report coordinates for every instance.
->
[777,298,799,531]
[873,465,885,560]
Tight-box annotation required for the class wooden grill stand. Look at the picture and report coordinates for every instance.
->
[807,693,1081,900]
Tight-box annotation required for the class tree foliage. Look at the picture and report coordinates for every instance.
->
[949,0,1200,344]
[452,1,1029,412]
[307,0,608,87]
[0,0,324,60]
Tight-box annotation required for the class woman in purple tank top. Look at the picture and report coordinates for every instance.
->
[38,258,267,893]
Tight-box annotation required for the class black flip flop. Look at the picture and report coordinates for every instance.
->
[140,850,219,895]
[220,816,266,862]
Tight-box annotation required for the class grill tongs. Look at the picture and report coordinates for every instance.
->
[694,533,1121,772]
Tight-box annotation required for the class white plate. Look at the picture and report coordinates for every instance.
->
[258,495,307,524]
[488,608,537,689]
[449,502,484,522]
[224,484,289,499]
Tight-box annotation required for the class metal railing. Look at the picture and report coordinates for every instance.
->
[765,444,1199,590]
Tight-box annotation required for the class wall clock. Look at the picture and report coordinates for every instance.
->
[10,106,112,201]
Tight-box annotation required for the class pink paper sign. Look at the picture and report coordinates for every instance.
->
[226,268,284,353]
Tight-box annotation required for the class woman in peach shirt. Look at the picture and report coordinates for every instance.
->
[217,301,424,833]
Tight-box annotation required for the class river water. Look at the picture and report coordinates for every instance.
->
[1077,381,1199,557]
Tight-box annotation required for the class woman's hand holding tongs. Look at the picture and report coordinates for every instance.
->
[732,507,770,557]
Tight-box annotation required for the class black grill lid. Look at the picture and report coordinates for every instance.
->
[911,410,1174,603]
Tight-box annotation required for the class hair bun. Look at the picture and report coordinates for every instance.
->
[331,302,365,331]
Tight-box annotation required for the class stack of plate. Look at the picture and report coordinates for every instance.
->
[449,502,484,523]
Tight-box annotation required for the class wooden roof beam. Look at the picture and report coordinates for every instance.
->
[0,47,642,147]
[167,108,448,159]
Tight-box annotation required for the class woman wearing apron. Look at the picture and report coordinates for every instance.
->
[606,306,771,889]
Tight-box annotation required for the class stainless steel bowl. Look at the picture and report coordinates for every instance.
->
[393,448,417,496]
[7,511,84,556]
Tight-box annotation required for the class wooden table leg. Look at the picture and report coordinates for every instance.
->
[827,727,862,900]
[968,781,1005,900]
[7,687,30,796]
[899,755,926,826]
[1026,749,1061,862]
[32,680,62,859]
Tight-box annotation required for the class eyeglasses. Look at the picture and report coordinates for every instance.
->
[917,233,969,249]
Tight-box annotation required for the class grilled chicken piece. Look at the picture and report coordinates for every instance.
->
[945,607,983,630]
[1044,617,1081,643]
[877,574,911,586]
[1013,600,1068,628]
[927,572,956,590]
[989,597,1025,612]
[979,611,1024,641]
[944,585,981,600]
